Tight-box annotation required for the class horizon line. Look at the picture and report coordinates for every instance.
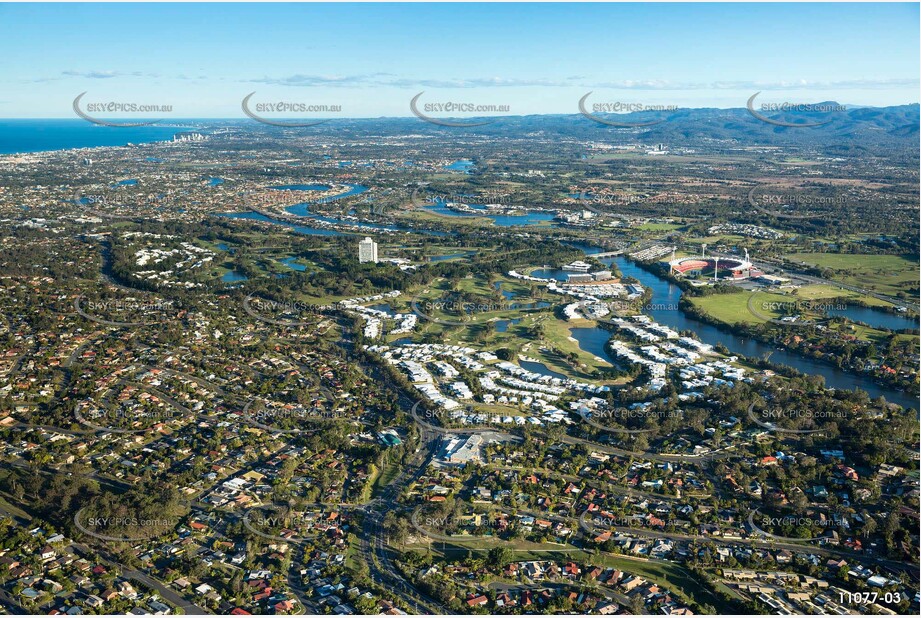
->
[3,102,920,123]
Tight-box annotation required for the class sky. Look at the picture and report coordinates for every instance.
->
[0,2,918,119]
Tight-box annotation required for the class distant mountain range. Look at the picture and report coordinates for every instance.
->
[7,103,918,156]
[216,102,920,153]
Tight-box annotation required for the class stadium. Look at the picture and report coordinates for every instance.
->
[667,255,756,280]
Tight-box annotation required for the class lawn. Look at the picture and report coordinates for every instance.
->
[688,289,917,346]
[690,286,902,327]
[688,291,787,325]
[371,458,401,497]
[634,222,684,232]
[541,318,618,376]
[404,541,734,613]
[792,284,892,307]
[786,252,919,298]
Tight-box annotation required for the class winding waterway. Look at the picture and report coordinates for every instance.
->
[587,252,918,410]
[216,209,917,408]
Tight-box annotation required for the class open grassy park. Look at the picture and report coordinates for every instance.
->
[786,252,919,298]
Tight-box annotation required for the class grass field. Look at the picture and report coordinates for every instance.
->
[689,286,899,327]
[688,291,787,325]
[542,319,617,374]
[786,252,919,298]
[398,208,494,227]
[792,283,891,307]
[371,459,401,497]
[633,222,684,232]
[688,288,918,346]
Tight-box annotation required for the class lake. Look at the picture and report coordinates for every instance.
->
[570,327,619,365]
[445,159,475,172]
[222,270,248,283]
[425,200,556,227]
[217,210,451,238]
[529,268,571,281]
[216,212,348,236]
[431,250,477,262]
[369,303,396,316]
[828,306,918,332]
[279,257,307,271]
[519,359,568,380]
[495,318,521,333]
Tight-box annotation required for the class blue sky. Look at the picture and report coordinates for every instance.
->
[0,2,918,118]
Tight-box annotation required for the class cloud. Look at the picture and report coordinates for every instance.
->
[592,78,921,90]
[26,70,919,92]
[248,73,391,87]
[245,74,581,89]
[28,70,159,83]
[244,74,919,91]
[62,70,121,79]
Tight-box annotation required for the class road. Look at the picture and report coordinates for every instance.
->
[69,541,210,615]
[578,511,919,580]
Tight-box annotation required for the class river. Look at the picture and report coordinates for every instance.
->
[572,249,917,410]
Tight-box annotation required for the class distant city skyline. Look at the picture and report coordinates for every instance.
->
[0,2,918,119]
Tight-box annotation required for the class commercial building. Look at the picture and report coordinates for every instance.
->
[358,237,378,263]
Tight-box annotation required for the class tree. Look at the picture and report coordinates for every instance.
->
[629,593,645,614]
[487,546,513,569]
[383,512,410,548]
[861,515,877,539]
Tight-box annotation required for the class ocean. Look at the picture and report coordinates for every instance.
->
[0,119,190,154]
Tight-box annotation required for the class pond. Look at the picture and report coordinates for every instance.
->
[279,257,307,272]
[222,270,248,283]
[519,359,569,380]
[494,318,521,333]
